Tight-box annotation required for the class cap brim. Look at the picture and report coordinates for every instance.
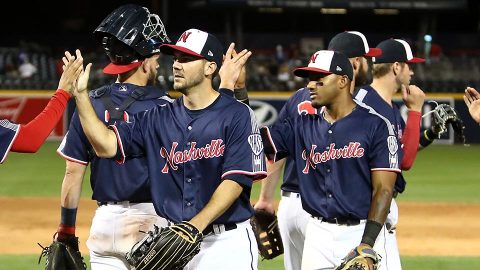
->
[365,48,382,57]
[407,57,425,63]
[160,44,204,59]
[103,61,142,75]
[293,67,332,78]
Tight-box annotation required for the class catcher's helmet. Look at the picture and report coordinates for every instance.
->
[94,4,170,74]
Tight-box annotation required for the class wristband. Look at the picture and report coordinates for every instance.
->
[361,220,383,247]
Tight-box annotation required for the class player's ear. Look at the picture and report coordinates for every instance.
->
[338,75,349,89]
[392,62,400,76]
[204,61,217,77]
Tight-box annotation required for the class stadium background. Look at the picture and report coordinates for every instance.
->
[0,0,480,269]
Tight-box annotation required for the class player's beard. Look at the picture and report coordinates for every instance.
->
[355,58,373,87]
[174,71,204,94]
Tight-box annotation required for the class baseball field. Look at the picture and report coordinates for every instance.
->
[0,142,479,270]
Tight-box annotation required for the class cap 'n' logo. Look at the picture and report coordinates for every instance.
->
[178,32,192,43]
[336,66,342,71]
[208,50,213,56]
[310,53,319,64]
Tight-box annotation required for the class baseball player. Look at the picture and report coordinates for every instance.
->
[464,87,480,123]
[254,31,381,270]
[55,5,171,269]
[353,38,427,270]
[0,54,82,164]
[260,50,400,270]
[65,29,266,270]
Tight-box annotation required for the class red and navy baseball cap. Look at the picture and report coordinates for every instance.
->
[328,31,382,58]
[293,50,353,80]
[373,39,425,64]
[160,28,224,69]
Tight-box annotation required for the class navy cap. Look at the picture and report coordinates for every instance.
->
[373,39,425,64]
[294,50,353,80]
[328,31,382,58]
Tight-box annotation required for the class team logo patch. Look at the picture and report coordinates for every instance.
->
[387,135,398,155]
[248,134,264,156]
[297,101,317,115]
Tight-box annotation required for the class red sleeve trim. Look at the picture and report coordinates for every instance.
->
[109,125,126,164]
[222,170,268,182]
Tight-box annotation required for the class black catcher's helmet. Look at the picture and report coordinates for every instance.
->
[94,4,171,74]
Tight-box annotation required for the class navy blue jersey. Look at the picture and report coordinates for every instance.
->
[0,120,20,164]
[57,83,172,202]
[112,93,267,224]
[277,88,319,193]
[262,105,401,219]
[354,85,406,193]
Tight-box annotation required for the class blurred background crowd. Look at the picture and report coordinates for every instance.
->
[1,0,479,93]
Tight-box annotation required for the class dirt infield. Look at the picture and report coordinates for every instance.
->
[0,197,479,256]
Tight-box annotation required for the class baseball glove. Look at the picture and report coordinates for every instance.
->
[126,221,203,270]
[37,234,87,270]
[250,209,284,260]
[335,245,381,270]
[425,101,466,143]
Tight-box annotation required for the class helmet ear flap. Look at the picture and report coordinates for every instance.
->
[101,35,140,65]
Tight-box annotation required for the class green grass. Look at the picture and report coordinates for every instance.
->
[0,141,92,197]
[1,255,479,270]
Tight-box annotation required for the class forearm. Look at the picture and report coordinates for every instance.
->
[362,171,396,247]
[258,159,285,202]
[189,179,243,231]
[75,92,117,158]
[60,161,87,209]
[400,111,421,170]
[12,89,70,152]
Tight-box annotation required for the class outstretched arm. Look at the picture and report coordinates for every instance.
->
[254,159,285,214]
[11,53,83,152]
[464,87,480,124]
[67,50,118,158]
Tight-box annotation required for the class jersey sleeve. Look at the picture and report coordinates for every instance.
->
[221,106,267,185]
[0,120,20,164]
[369,118,402,173]
[109,110,149,164]
[260,115,295,162]
[57,111,91,165]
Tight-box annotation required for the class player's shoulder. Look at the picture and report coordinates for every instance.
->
[356,102,395,131]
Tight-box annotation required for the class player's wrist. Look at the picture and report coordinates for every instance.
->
[360,220,383,247]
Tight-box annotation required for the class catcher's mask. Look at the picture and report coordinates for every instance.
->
[94,4,171,74]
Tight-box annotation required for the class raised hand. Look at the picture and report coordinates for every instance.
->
[219,43,252,90]
[402,84,425,112]
[74,50,92,96]
[464,87,480,124]
[58,51,83,94]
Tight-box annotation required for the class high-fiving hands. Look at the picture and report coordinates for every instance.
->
[464,87,480,124]
[61,50,92,97]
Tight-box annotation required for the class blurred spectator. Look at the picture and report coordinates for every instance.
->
[18,52,37,78]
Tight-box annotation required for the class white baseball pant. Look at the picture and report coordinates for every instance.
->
[87,202,168,270]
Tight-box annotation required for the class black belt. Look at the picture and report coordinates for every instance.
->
[313,216,361,226]
[97,201,150,206]
[203,223,237,235]
[281,190,301,198]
